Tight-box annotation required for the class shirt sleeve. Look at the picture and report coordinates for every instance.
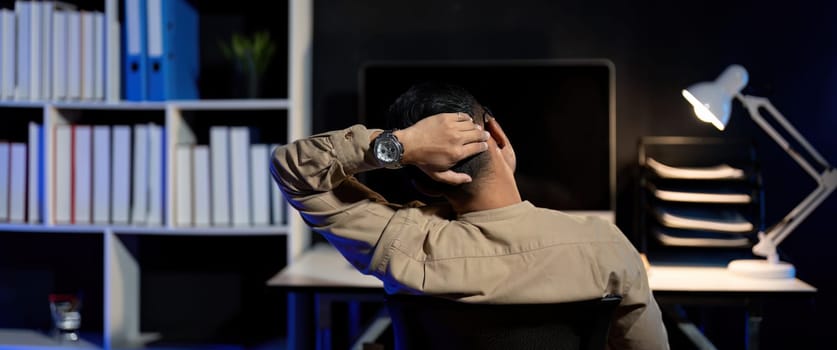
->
[270,124,407,274]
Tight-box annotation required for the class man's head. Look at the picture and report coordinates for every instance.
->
[386,82,492,195]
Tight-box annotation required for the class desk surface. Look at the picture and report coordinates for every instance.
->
[648,264,815,293]
[268,243,817,294]
[267,243,382,289]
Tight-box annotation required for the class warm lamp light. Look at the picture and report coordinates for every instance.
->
[682,64,837,279]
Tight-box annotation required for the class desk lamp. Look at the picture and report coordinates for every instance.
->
[681,64,837,279]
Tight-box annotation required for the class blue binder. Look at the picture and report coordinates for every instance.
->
[123,0,147,101]
[146,0,199,101]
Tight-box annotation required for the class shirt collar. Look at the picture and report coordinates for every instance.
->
[457,201,535,222]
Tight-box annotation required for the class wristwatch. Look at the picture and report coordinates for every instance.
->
[371,130,404,169]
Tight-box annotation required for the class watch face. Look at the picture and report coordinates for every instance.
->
[375,139,400,163]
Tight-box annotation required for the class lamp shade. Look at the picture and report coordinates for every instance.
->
[682,64,749,130]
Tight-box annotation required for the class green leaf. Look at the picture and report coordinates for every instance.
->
[218,31,276,76]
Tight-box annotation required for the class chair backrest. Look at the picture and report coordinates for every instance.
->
[384,294,622,350]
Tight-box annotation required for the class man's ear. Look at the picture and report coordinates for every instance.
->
[411,179,444,198]
[486,117,508,148]
[486,117,516,172]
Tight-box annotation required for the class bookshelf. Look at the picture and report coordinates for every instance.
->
[0,0,312,348]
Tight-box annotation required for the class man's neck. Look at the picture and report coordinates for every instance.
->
[446,173,522,214]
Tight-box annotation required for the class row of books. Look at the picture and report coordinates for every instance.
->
[0,0,200,102]
[0,2,107,101]
[0,140,28,222]
[54,123,164,225]
[177,126,285,227]
[0,123,286,227]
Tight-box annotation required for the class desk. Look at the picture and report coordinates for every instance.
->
[267,244,384,350]
[647,265,816,350]
[268,244,817,350]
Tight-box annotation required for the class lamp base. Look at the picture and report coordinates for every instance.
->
[727,259,796,279]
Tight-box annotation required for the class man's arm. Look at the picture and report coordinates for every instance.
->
[607,233,670,350]
[609,271,669,349]
[270,114,488,272]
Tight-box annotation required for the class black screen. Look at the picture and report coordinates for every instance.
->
[359,60,613,212]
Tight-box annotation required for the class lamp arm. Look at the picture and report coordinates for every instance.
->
[737,95,831,177]
[735,94,837,258]
[753,181,836,259]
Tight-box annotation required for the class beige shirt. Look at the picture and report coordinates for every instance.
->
[271,124,669,350]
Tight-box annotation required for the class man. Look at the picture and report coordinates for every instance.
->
[271,82,669,349]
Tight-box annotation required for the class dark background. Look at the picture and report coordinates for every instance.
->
[310,0,836,348]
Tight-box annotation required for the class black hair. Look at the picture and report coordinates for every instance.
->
[385,82,490,194]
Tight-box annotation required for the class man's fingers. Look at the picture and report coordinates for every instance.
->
[461,141,489,158]
[453,112,472,122]
[460,129,490,144]
[429,170,473,185]
[453,114,479,132]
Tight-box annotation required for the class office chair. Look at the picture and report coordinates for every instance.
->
[383,294,622,350]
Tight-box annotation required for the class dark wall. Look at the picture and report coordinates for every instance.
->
[312,0,837,348]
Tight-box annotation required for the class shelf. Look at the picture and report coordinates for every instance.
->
[645,157,747,180]
[112,225,288,236]
[0,101,166,110]
[109,338,284,350]
[0,101,53,109]
[0,329,101,350]
[0,224,104,234]
[0,99,289,111]
[169,99,290,110]
[0,1,311,348]
[0,224,288,236]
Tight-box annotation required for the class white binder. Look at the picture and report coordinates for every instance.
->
[210,126,230,226]
[92,125,112,224]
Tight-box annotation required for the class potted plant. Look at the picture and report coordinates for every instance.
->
[219,31,277,98]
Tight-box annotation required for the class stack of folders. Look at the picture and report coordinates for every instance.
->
[1,123,57,224]
[5,122,165,225]
[0,133,31,223]
[173,126,286,227]
[646,158,755,248]
[52,123,165,225]
[4,123,286,227]
[0,2,106,102]
[123,0,199,101]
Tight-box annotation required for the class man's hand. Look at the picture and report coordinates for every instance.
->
[394,112,489,184]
